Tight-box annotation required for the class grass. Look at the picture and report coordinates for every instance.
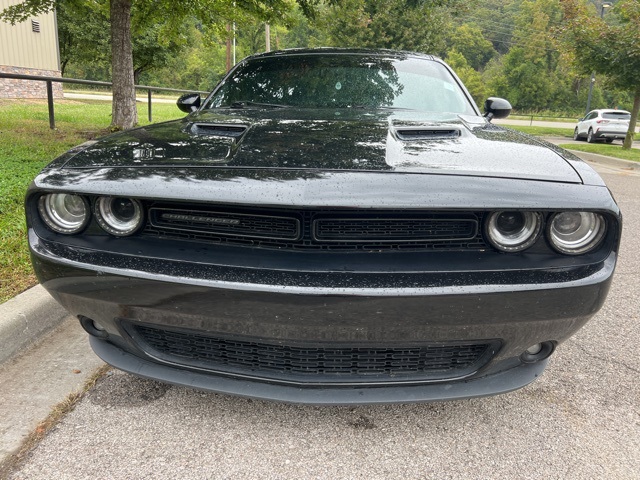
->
[558,143,640,162]
[0,99,184,303]
[507,125,575,137]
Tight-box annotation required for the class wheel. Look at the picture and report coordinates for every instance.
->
[573,128,580,141]
[587,129,596,143]
[605,138,614,144]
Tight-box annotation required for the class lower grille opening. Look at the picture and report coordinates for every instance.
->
[128,323,498,385]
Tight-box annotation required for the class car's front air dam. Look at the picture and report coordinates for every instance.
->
[89,335,549,405]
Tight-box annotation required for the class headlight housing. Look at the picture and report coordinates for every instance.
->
[485,211,541,252]
[548,212,605,255]
[95,197,144,236]
[38,193,90,234]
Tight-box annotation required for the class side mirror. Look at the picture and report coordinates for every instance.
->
[177,93,201,113]
[484,97,512,121]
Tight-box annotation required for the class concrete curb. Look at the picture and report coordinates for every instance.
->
[567,150,640,171]
[0,285,68,364]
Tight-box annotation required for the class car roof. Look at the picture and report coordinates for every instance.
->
[246,47,438,62]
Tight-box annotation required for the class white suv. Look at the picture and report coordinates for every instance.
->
[574,109,631,143]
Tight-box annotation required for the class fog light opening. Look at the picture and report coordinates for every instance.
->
[526,343,543,355]
[79,316,109,339]
[520,341,554,363]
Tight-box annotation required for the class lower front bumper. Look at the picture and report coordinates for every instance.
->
[30,231,616,403]
[90,336,549,405]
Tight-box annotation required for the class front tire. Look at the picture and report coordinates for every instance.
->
[587,129,596,143]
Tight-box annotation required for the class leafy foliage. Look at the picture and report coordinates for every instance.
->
[448,24,496,70]
[322,0,460,55]
[4,0,640,120]
[560,0,640,148]
[561,0,640,90]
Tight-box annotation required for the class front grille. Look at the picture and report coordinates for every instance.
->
[314,217,476,242]
[149,208,300,241]
[131,324,497,384]
[142,204,487,251]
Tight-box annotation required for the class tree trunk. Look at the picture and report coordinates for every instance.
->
[110,0,137,130]
[61,59,68,77]
[623,87,640,150]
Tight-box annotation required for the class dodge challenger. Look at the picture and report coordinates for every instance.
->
[26,49,621,404]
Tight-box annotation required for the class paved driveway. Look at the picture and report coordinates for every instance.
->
[8,165,640,480]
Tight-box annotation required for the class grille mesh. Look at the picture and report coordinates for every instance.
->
[143,204,486,251]
[149,208,300,240]
[314,217,476,242]
[133,324,495,383]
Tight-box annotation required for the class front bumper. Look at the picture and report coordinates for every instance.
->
[30,230,615,404]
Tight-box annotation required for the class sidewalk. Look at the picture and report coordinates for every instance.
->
[0,316,104,463]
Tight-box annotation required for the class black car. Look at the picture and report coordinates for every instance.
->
[27,49,621,404]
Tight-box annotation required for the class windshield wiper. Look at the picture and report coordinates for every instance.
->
[229,101,290,109]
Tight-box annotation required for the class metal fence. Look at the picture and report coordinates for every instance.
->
[0,72,208,129]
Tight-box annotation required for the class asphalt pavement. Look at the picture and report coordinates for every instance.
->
[1,158,639,479]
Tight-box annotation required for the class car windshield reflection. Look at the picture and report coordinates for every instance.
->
[206,54,475,115]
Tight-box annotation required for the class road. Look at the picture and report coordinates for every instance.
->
[6,163,640,479]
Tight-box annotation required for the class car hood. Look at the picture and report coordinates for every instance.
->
[59,109,582,183]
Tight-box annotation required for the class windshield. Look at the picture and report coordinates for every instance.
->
[205,54,476,115]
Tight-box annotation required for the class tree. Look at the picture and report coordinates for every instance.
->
[323,0,463,55]
[448,24,496,70]
[1,0,315,130]
[483,0,567,111]
[561,0,640,149]
[453,0,521,55]
[57,1,110,77]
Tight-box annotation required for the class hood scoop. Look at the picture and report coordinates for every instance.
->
[394,127,461,141]
[189,123,248,138]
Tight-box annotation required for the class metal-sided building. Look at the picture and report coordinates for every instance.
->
[0,0,62,98]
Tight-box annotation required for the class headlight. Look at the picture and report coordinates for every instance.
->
[486,211,541,252]
[548,212,605,255]
[95,197,143,236]
[38,193,89,234]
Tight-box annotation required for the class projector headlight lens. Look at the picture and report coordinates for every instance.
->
[38,193,89,234]
[486,211,541,252]
[96,197,143,236]
[549,212,605,255]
